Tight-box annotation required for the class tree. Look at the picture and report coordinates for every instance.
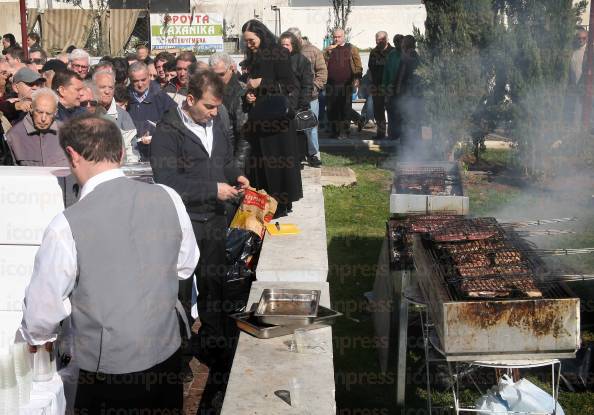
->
[416,0,496,159]
[328,0,353,36]
[59,0,111,56]
[491,0,587,176]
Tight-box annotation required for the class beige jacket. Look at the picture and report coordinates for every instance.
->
[301,41,328,98]
[323,42,363,83]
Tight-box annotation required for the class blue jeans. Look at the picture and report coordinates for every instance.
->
[305,99,320,156]
[361,95,375,124]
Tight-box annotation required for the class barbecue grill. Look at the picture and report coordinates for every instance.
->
[411,217,581,361]
[390,161,469,215]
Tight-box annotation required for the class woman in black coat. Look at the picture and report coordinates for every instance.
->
[242,19,303,218]
[279,31,315,165]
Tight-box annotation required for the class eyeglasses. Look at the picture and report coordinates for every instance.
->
[81,100,98,107]
[72,63,89,70]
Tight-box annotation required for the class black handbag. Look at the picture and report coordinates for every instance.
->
[249,93,289,121]
[294,109,319,131]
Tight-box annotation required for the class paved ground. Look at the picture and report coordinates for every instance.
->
[183,322,208,414]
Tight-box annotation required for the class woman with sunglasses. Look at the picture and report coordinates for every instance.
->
[241,19,303,218]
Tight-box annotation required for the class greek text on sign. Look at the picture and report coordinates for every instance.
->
[150,13,224,52]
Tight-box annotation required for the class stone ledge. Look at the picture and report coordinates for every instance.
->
[255,167,329,282]
[221,281,335,415]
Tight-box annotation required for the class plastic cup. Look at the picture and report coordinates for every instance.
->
[289,377,303,408]
[13,343,32,405]
[0,346,19,412]
[292,328,308,353]
[32,348,53,382]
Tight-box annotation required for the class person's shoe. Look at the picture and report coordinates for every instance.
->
[308,155,322,168]
[357,118,365,132]
[337,134,349,140]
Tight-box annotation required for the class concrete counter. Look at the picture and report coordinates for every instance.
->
[255,167,329,282]
[221,281,336,415]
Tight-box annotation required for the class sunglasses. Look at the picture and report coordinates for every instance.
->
[81,100,98,107]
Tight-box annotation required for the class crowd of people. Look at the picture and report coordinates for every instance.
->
[7,20,422,415]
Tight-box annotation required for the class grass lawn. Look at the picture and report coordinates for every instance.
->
[322,148,594,414]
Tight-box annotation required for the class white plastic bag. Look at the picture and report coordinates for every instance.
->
[478,375,565,414]
[509,378,564,415]
[476,387,509,414]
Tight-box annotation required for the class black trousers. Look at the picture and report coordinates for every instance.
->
[74,349,182,415]
[372,89,387,136]
[190,215,239,413]
[326,83,353,136]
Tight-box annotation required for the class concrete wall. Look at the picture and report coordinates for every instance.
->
[277,4,426,50]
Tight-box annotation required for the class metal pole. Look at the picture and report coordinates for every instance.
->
[19,0,28,61]
[581,5,594,130]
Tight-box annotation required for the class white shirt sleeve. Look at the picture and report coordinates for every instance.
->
[157,184,200,280]
[19,213,78,346]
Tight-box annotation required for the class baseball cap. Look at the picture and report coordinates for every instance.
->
[13,67,44,84]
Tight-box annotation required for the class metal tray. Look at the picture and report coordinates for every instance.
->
[231,305,342,339]
[254,289,321,326]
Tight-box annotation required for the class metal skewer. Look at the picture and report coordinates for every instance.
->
[502,217,578,228]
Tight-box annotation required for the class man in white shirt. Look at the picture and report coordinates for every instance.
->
[20,114,199,413]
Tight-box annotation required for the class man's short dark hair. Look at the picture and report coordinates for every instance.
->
[136,44,149,52]
[114,84,130,104]
[59,114,122,163]
[164,60,176,72]
[28,32,41,44]
[51,69,82,91]
[187,70,224,100]
[29,47,48,61]
[7,47,25,62]
[154,51,175,65]
[176,51,197,65]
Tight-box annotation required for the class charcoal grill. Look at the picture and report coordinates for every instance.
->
[390,161,469,215]
[411,219,581,361]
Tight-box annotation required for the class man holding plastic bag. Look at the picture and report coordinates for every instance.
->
[150,69,249,412]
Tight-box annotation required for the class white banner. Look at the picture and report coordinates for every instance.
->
[150,13,224,52]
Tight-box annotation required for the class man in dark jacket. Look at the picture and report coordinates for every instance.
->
[324,28,363,139]
[127,61,176,160]
[208,52,249,171]
[150,70,249,411]
[368,31,393,140]
[51,69,85,121]
[163,51,197,105]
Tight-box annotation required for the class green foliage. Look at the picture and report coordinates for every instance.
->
[418,0,588,175]
[416,0,495,158]
[491,0,587,176]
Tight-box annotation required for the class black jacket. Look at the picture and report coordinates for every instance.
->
[289,52,314,110]
[222,73,250,169]
[369,44,394,86]
[245,46,299,115]
[150,107,242,222]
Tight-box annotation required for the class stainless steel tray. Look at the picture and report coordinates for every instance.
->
[254,289,321,326]
[231,305,342,339]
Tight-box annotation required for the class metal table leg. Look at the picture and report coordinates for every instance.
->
[395,269,411,413]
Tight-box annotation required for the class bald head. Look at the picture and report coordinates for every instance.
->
[332,29,345,46]
[376,31,389,48]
